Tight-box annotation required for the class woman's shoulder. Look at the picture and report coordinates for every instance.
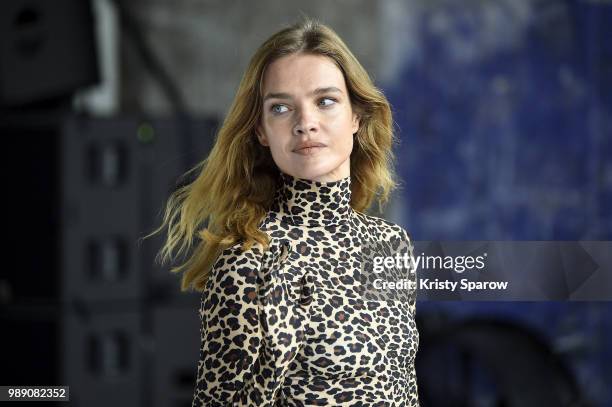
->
[209,236,288,282]
[352,210,413,244]
[214,240,266,269]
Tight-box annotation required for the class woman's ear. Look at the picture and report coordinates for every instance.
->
[256,125,269,146]
[352,112,360,135]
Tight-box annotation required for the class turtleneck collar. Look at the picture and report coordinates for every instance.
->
[269,170,353,227]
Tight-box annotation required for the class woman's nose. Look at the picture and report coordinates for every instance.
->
[293,106,319,135]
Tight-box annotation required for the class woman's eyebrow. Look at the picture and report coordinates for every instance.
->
[263,86,343,102]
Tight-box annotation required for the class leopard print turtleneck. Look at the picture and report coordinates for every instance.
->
[192,170,419,406]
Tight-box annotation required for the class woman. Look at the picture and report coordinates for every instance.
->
[155,17,419,406]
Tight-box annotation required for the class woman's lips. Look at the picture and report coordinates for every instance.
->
[294,146,326,155]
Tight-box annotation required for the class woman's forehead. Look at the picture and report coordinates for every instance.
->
[262,53,345,94]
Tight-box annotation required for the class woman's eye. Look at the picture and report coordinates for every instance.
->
[271,104,288,114]
[319,97,337,107]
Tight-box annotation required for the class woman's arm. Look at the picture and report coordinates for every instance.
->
[192,243,264,406]
[192,239,314,406]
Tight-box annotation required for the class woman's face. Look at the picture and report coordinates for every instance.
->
[257,53,360,182]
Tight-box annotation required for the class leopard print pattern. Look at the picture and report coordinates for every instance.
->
[193,171,419,406]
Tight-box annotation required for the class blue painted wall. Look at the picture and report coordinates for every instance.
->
[384,1,612,404]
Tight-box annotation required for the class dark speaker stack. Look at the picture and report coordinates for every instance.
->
[60,116,217,407]
[1,114,218,406]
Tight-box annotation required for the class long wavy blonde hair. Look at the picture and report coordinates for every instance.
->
[150,16,401,292]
